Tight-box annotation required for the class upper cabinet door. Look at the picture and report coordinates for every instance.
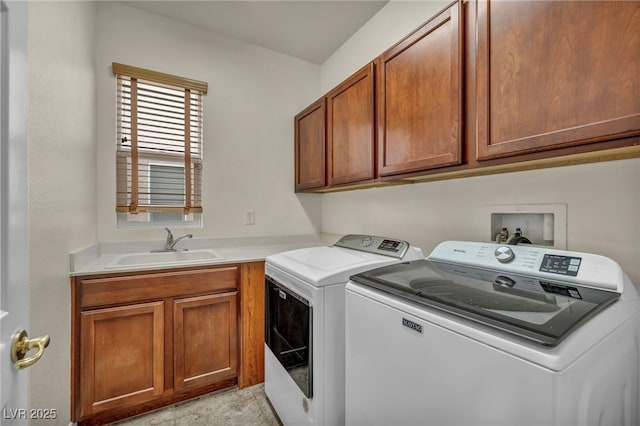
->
[475,0,640,160]
[327,63,376,186]
[377,2,462,177]
[295,98,326,191]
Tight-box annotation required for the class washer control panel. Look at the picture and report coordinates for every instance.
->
[428,240,623,292]
[539,254,582,277]
[334,234,410,259]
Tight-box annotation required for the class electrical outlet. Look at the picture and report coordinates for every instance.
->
[244,209,255,225]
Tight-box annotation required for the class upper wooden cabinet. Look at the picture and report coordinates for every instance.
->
[377,2,462,177]
[326,63,376,186]
[294,98,326,190]
[475,0,640,160]
[294,0,640,191]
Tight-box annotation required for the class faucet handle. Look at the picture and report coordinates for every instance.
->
[164,228,174,247]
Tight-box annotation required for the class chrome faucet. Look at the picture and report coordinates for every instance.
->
[153,228,192,252]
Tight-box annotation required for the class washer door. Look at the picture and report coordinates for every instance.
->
[265,275,313,397]
[351,259,620,346]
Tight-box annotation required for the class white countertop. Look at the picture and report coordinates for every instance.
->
[70,234,341,276]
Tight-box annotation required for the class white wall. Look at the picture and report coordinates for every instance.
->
[28,1,97,424]
[321,0,450,92]
[319,1,640,287]
[95,1,322,243]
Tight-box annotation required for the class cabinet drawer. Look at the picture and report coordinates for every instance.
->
[80,266,239,309]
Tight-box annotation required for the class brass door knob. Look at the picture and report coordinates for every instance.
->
[10,329,50,370]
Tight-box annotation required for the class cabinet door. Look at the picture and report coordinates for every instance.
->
[475,1,640,160]
[79,301,164,417]
[377,2,462,176]
[294,98,326,190]
[327,63,375,185]
[173,292,238,391]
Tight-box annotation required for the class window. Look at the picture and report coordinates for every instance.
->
[113,63,207,227]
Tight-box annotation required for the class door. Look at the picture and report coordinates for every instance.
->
[350,258,620,347]
[79,302,165,418]
[1,1,34,424]
[326,63,375,186]
[475,0,640,160]
[265,276,313,398]
[294,98,326,191]
[173,292,238,391]
[377,2,462,176]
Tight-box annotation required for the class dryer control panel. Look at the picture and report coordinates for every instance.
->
[334,234,409,259]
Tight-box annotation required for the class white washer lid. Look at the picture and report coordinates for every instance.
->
[266,245,410,287]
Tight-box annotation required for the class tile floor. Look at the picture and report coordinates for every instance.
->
[113,384,281,426]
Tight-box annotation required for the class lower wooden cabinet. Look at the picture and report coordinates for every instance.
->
[79,301,165,416]
[173,292,238,391]
[71,262,264,425]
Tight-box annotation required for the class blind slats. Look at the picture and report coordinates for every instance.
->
[120,116,203,132]
[114,64,205,215]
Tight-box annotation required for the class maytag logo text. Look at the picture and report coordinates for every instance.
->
[402,318,423,333]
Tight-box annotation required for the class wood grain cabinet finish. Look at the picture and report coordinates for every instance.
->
[79,302,164,418]
[475,0,640,160]
[326,63,376,185]
[377,2,462,177]
[71,263,265,424]
[239,262,265,387]
[173,292,238,391]
[295,98,326,190]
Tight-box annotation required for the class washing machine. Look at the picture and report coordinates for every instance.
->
[345,240,640,426]
[264,234,424,426]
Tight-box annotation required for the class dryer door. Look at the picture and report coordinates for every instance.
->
[265,275,313,397]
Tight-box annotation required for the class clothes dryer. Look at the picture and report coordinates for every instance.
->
[265,234,423,425]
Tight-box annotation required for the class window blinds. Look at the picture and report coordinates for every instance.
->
[113,63,207,214]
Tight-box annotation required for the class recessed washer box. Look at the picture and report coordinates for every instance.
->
[485,204,567,249]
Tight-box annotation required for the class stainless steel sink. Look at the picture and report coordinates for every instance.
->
[107,249,223,268]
